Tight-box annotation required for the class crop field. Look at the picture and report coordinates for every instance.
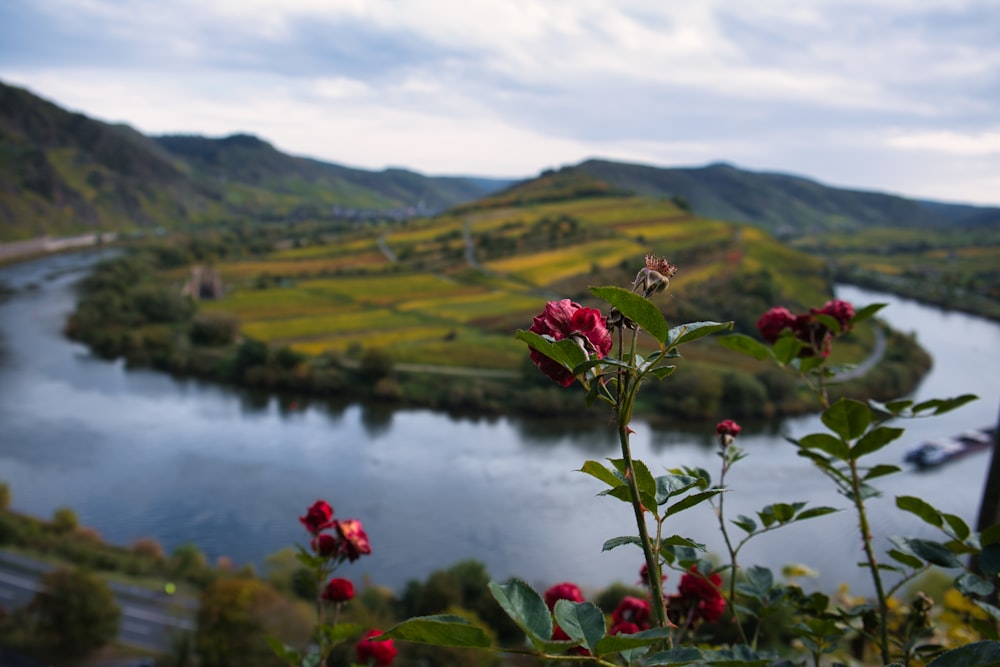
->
[483,239,643,285]
[199,288,351,320]
[296,273,485,306]
[272,238,380,260]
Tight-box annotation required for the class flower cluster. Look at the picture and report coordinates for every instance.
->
[610,595,652,635]
[355,629,398,666]
[756,299,855,358]
[670,566,726,624]
[528,299,612,386]
[300,499,372,565]
[716,419,742,448]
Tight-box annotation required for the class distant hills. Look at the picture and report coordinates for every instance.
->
[2,79,999,243]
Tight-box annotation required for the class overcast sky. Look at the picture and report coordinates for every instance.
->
[2,1,999,205]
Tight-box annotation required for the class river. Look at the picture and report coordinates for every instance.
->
[0,251,997,597]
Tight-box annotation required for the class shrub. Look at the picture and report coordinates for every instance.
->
[33,567,120,658]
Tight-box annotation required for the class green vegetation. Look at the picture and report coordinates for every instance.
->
[33,566,121,658]
[60,188,933,422]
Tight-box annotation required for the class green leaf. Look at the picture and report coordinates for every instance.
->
[554,600,606,654]
[655,473,701,504]
[265,636,301,666]
[381,615,491,648]
[927,640,1000,667]
[883,399,914,414]
[773,335,804,365]
[515,330,575,371]
[631,458,657,504]
[742,566,774,599]
[590,286,669,344]
[649,365,677,380]
[488,579,552,646]
[795,506,840,521]
[603,536,642,552]
[799,433,851,461]
[864,464,902,481]
[911,394,979,415]
[320,622,363,643]
[957,573,996,597]
[896,496,943,528]
[907,538,962,568]
[887,549,924,569]
[717,333,773,361]
[851,426,904,459]
[594,627,673,656]
[822,399,871,440]
[942,513,971,541]
[813,312,842,334]
[851,303,887,324]
[665,320,734,347]
[981,544,1000,577]
[579,460,623,489]
[644,646,705,665]
[666,489,723,517]
[661,534,706,550]
[733,515,757,534]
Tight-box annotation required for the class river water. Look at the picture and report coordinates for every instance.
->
[0,251,997,597]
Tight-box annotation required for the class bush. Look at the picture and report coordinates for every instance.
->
[33,567,120,658]
[190,313,240,346]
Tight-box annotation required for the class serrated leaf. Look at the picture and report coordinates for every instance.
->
[488,579,552,646]
[603,535,642,552]
[795,506,840,521]
[800,433,851,461]
[594,627,673,656]
[666,320,733,347]
[896,496,943,528]
[514,330,580,371]
[888,549,924,569]
[649,365,677,380]
[927,640,1000,667]
[822,399,871,440]
[852,426,904,459]
[655,473,701,505]
[718,333,773,361]
[590,286,669,343]
[632,458,657,503]
[381,615,491,648]
[661,534,706,550]
[745,565,774,597]
[733,515,757,534]
[554,600,606,654]
[773,335,804,365]
[579,460,624,489]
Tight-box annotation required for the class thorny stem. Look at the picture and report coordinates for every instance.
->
[849,457,891,665]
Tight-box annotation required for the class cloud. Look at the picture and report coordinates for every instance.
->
[2,0,1000,204]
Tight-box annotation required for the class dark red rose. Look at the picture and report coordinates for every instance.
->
[638,563,667,588]
[678,566,725,623]
[609,620,640,635]
[756,306,795,343]
[716,420,742,438]
[552,626,590,656]
[528,300,612,386]
[355,629,398,666]
[299,500,335,535]
[543,581,585,611]
[322,577,354,603]
[337,519,372,561]
[612,596,651,629]
[816,299,855,332]
[311,532,340,557]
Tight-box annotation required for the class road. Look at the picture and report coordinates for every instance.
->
[0,550,196,653]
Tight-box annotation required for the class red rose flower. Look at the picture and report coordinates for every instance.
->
[609,620,640,635]
[678,566,725,624]
[311,532,339,558]
[612,596,651,629]
[337,519,372,561]
[322,577,354,603]
[544,581,585,611]
[715,420,742,438]
[355,629,398,666]
[299,500,335,535]
[816,299,855,332]
[756,306,795,343]
[638,563,666,589]
[528,300,612,387]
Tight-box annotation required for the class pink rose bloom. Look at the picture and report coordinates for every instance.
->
[529,300,612,386]
[337,519,372,561]
[816,299,855,332]
[715,420,742,437]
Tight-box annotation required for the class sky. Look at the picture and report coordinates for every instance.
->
[2,0,999,206]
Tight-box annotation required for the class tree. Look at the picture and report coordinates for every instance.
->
[195,577,310,667]
[33,567,120,657]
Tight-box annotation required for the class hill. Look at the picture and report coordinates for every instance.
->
[549,160,1000,237]
[0,81,510,241]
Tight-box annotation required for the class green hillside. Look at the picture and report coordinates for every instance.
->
[0,81,508,241]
